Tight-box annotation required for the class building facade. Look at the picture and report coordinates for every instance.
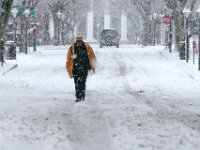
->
[75,0,131,43]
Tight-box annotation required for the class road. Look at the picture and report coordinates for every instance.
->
[0,44,200,150]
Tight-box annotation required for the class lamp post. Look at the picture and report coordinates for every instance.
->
[24,8,30,54]
[183,7,191,63]
[153,12,158,46]
[168,10,173,53]
[57,10,62,45]
[30,8,37,52]
[11,7,18,45]
[196,6,200,71]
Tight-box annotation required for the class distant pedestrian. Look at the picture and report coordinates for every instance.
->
[66,36,97,102]
[168,40,172,50]
[193,40,198,54]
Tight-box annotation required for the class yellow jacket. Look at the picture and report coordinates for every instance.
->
[66,43,97,78]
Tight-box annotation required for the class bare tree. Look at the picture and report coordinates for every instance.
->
[165,0,198,52]
[113,0,165,45]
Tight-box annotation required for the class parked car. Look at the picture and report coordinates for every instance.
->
[100,29,119,48]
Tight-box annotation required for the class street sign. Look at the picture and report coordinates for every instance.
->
[162,15,170,25]
[32,28,38,36]
[29,9,36,18]
[17,6,24,17]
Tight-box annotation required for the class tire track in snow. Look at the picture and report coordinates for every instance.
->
[113,52,140,98]
[62,99,114,150]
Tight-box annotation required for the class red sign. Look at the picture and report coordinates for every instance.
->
[32,28,38,36]
[162,15,170,25]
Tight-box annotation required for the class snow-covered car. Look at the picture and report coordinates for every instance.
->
[100,29,119,48]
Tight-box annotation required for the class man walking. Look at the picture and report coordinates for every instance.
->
[66,36,97,102]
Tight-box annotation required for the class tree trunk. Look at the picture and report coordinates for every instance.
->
[173,11,185,52]
[54,20,59,46]
[142,21,149,46]
[142,17,152,46]
[0,0,14,65]
[48,3,59,46]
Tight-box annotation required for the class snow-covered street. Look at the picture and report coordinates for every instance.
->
[1,44,200,150]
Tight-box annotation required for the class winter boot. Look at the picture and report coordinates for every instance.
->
[82,97,85,101]
[75,99,82,102]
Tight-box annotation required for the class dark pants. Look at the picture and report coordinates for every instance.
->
[73,72,88,100]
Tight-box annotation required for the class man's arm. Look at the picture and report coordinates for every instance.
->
[66,46,73,78]
[86,44,97,73]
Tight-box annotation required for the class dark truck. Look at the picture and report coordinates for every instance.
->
[100,29,119,48]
